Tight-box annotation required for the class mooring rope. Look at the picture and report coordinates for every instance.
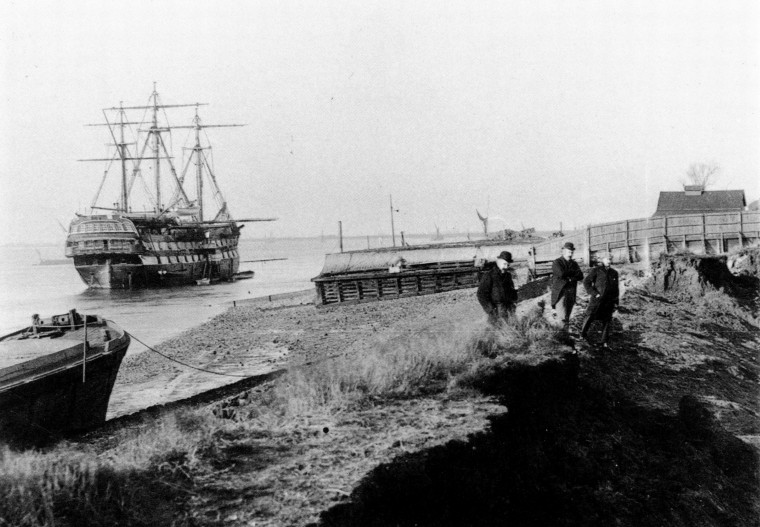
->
[126,331,252,378]
[1,330,348,445]
[127,331,347,379]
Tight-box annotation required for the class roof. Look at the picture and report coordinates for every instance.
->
[653,190,746,217]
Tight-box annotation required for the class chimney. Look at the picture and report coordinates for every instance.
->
[683,185,704,196]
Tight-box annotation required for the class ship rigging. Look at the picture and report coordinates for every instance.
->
[66,85,274,289]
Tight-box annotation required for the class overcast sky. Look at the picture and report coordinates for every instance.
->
[1,0,758,244]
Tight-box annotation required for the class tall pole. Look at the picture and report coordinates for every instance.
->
[152,83,161,212]
[194,107,204,221]
[390,194,396,247]
[338,221,343,253]
[119,103,128,212]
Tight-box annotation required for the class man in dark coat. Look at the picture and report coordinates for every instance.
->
[550,241,584,328]
[477,251,518,325]
[581,252,620,348]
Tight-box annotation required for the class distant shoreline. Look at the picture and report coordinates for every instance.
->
[1,231,565,248]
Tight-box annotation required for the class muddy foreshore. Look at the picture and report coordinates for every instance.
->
[68,255,760,526]
[107,287,488,419]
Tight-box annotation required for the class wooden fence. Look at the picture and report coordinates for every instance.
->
[529,211,760,278]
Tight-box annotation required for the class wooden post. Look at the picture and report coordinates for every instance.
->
[663,215,669,252]
[584,227,591,267]
[338,221,343,253]
[82,317,88,383]
[624,220,630,263]
[701,214,706,254]
[390,194,396,247]
[529,246,536,280]
[739,212,744,247]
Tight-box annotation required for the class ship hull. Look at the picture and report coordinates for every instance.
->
[0,317,129,445]
[66,215,241,289]
[73,257,240,289]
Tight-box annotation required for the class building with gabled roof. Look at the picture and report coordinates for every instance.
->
[652,186,746,217]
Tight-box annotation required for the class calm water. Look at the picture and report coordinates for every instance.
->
[0,234,446,354]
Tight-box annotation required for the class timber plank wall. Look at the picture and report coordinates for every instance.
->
[313,261,480,307]
[528,210,760,278]
[312,242,536,307]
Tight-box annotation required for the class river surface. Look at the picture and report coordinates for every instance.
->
[0,234,453,355]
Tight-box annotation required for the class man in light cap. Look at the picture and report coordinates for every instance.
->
[477,250,518,325]
[581,252,619,349]
[550,241,584,329]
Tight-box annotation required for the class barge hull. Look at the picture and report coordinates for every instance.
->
[0,327,129,443]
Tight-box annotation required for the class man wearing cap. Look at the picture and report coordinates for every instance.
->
[581,253,619,349]
[550,241,584,328]
[477,251,518,325]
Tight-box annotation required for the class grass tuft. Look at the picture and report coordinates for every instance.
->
[256,318,484,423]
[0,301,569,526]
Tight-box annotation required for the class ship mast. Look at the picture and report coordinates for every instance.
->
[118,103,128,212]
[194,108,204,220]
[81,85,251,220]
[152,84,161,212]
[174,106,243,222]
[81,104,140,213]
[118,84,199,214]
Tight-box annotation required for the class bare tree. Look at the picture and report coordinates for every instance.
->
[683,162,720,188]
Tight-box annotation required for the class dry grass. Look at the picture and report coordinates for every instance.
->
[0,409,224,527]
[467,302,566,361]
[0,306,564,526]
[0,445,152,527]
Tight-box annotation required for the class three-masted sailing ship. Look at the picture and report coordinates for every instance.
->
[65,85,273,289]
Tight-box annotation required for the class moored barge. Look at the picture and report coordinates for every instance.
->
[312,240,542,307]
[0,310,130,444]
